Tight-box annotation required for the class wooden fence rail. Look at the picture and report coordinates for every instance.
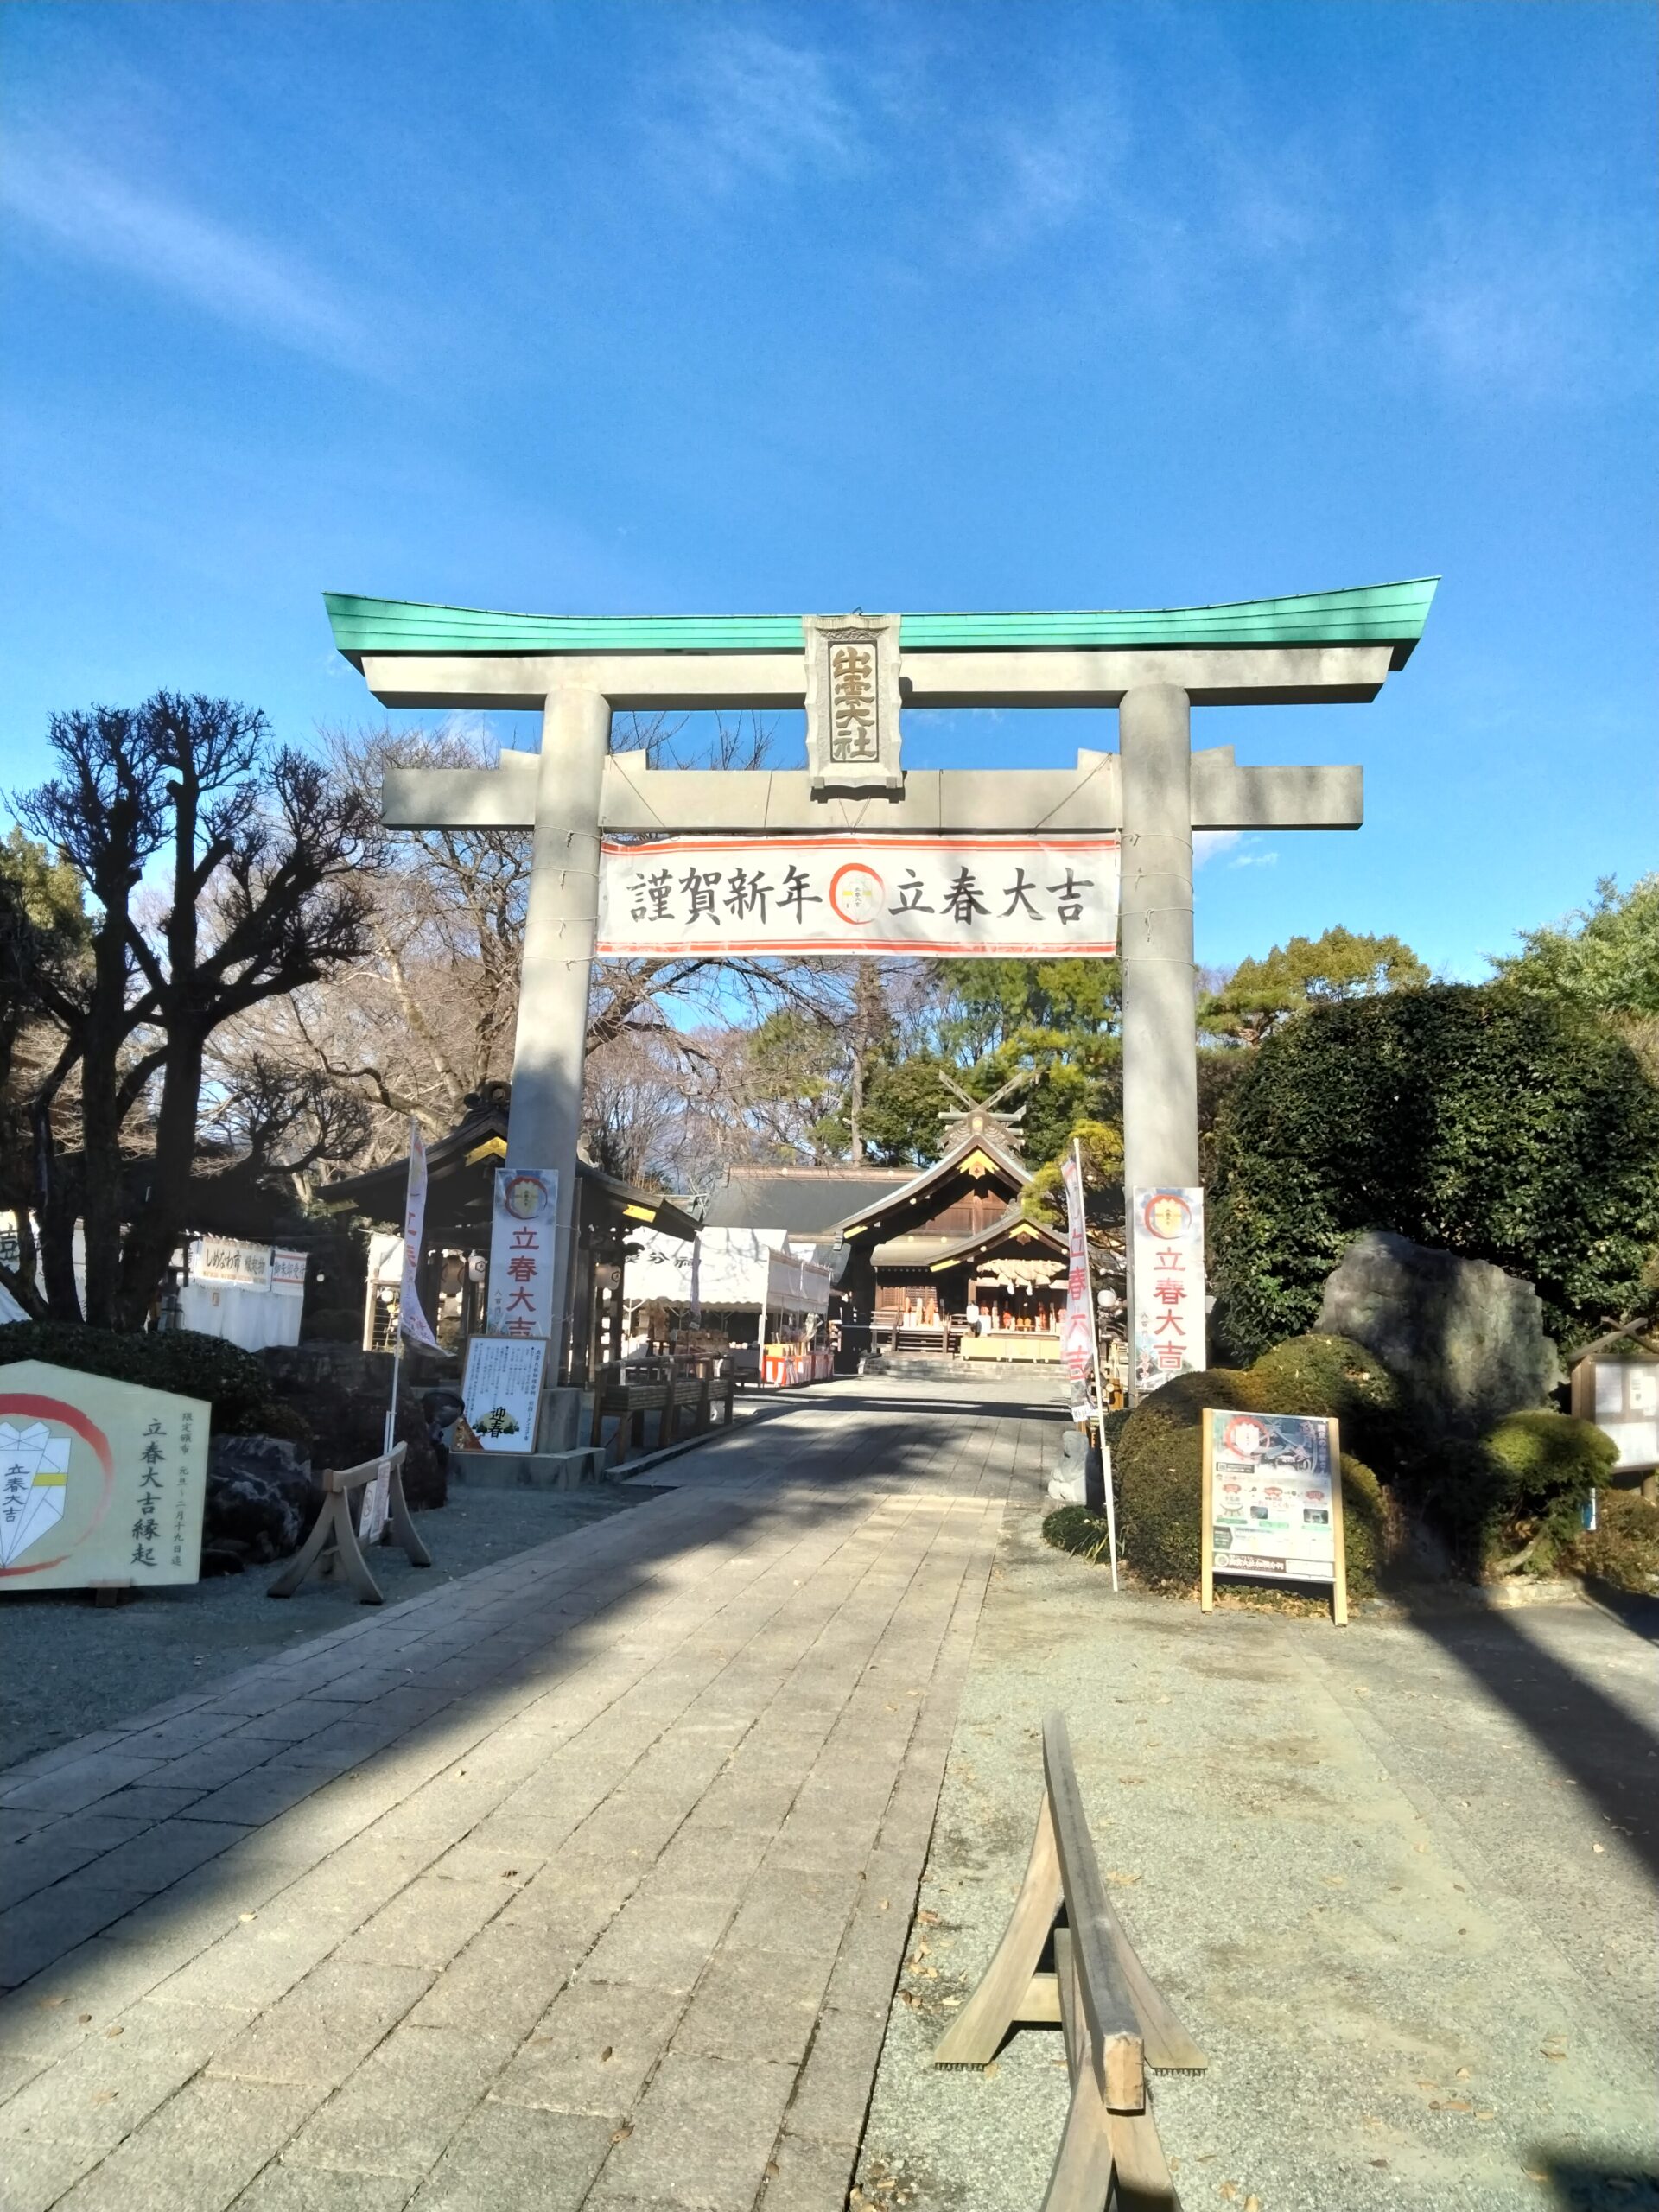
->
[933,1712,1206,2211]
[589,1359,736,1465]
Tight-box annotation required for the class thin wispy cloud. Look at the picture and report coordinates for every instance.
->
[654,25,864,191]
[1391,203,1650,405]
[1196,834,1278,870]
[2,135,369,369]
[969,101,1112,253]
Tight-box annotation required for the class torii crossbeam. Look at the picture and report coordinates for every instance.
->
[327,579,1436,1388]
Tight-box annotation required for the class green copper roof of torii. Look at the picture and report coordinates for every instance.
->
[324,576,1438,668]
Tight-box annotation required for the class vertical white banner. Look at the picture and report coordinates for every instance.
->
[1131,1187,1206,1400]
[486,1167,559,1341]
[1059,1154,1094,1389]
[372,1118,440,1541]
[398,1122,442,1354]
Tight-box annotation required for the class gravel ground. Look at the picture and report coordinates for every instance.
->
[856,1498,1659,2212]
[0,1474,667,1771]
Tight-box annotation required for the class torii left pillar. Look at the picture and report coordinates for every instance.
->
[506,684,608,1404]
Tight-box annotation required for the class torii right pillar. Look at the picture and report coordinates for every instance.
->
[1119,683,1202,1205]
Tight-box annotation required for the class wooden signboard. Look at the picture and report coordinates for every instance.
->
[1570,1349,1659,1478]
[456,1335,547,1453]
[0,1360,209,1592]
[1200,1408,1346,1625]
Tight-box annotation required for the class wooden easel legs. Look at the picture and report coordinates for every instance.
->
[933,1749,1205,2212]
[1049,1930,1179,2211]
[933,1796,1064,2068]
[268,1457,430,1605]
[385,1471,432,1571]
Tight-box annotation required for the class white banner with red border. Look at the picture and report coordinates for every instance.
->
[1130,1186,1206,1399]
[1059,1154,1095,1386]
[595,834,1120,958]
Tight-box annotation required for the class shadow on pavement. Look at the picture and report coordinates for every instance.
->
[0,1385,1036,1998]
[1540,2155,1659,2209]
[1399,1594,1659,1882]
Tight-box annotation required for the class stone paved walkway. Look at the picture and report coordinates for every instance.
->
[0,1376,1060,2212]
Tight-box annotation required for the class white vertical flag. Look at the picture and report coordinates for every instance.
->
[1061,1141,1118,1589]
[371,1118,439,1541]
[398,1120,441,1353]
[1059,1154,1094,1388]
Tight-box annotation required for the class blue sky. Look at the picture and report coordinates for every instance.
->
[2,0,1653,978]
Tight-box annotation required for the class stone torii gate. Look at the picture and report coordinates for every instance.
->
[327,579,1436,1386]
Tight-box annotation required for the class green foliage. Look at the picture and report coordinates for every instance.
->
[923,957,1123,1166]
[1246,1333,1406,1464]
[859,1054,954,1166]
[1209,983,1659,1358]
[1201,926,1428,1045]
[1077,1333,1391,1599]
[1491,873,1659,1021]
[1428,1411,1616,1576]
[1567,1487,1659,1594]
[0,1322,287,1437]
[1021,1119,1125,1230]
[746,1008,846,1151]
[0,828,90,951]
[1043,1503,1122,1568]
[931,957,1120,1061]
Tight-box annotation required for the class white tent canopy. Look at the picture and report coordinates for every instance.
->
[627,1227,830,1319]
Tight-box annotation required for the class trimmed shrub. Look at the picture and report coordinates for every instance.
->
[1248,1333,1404,1457]
[1209,984,1659,1360]
[280,1370,444,1509]
[0,1321,285,1437]
[1427,1410,1616,1577]
[1567,1488,1659,1594]
[1074,1333,1393,1599]
[1113,1365,1256,1592]
[1044,1503,1120,1569]
[1097,1406,1131,1458]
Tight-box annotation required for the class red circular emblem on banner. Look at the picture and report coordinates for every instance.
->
[1139,1191,1192,1239]
[828,863,884,925]
[0,1393,117,1578]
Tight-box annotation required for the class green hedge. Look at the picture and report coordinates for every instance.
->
[1055,1333,1392,1599]
[1428,1410,1615,1575]
[1209,984,1659,1360]
[0,1322,292,1439]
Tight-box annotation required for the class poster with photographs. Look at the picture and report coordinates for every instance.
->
[1201,1407,1346,1624]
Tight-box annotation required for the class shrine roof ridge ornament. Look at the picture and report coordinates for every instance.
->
[324,577,1438,672]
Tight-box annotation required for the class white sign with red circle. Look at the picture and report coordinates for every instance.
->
[597,834,1119,957]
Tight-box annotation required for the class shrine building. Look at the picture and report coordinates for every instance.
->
[633,1097,1082,1364]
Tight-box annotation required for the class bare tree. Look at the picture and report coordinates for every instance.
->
[10,695,382,1327]
[231,716,849,1172]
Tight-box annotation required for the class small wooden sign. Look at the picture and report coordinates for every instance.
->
[1200,1408,1346,1624]
[1569,1346,1659,1477]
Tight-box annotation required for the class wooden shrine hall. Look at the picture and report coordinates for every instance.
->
[321,1085,698,1384]
[831,1087,1073,1358]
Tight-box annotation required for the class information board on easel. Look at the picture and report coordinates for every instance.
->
[1200,1408,1347,1625]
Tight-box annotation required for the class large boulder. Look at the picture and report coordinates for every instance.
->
[1317,1232,1560,1438]
[203,1436,323,1573]
[260,1345,447,1509]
